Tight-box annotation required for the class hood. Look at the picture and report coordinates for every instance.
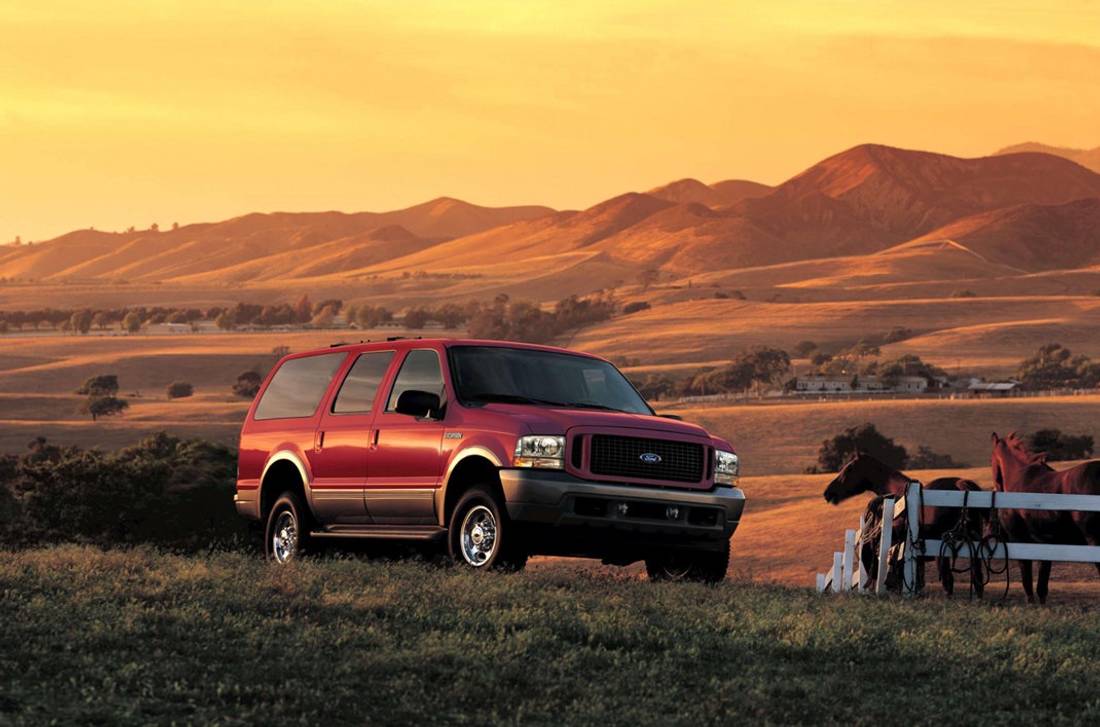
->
[478,402,713,439]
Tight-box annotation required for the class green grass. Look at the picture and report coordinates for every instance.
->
[3,547,1100,725]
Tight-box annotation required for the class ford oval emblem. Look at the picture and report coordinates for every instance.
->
[639,452,662,464]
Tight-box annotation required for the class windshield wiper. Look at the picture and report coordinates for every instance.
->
[464,392,569,407]
[567,400,622,412]
[465,392,625,412]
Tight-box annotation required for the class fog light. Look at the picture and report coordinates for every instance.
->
[617,502,629,516]
[666,505,680,520]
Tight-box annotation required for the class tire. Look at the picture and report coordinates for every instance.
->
[264,491,312,564]
[645,544,729,584]
[448,486,527,571]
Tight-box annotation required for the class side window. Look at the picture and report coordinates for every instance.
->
[332,351,395,414]
[254,353,344,420]
[386,349,444,411]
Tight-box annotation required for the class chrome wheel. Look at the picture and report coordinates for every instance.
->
[272,510,297,563]
[459,505,498,566]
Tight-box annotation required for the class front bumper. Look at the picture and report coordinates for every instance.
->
[499,469,745,547]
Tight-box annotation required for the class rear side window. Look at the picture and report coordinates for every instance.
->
[254,353,344,420]
[332,351,395,414]
[386,349,444,411]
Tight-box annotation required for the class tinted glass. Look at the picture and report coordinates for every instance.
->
[332,351,394,413]
[386,349,445,411]
[450,346,651,415]
[254,353,344,420]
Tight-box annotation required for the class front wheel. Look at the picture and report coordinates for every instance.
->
[264,492,312,564]
[448,486,527,571]
[645,545,729,583]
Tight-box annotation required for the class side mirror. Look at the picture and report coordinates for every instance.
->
[395,390,442,419]
[658,413,683,420]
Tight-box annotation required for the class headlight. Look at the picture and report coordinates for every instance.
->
[715,450,739,485]
[514,435,566,469]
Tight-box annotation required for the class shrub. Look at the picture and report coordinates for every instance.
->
[166,382,193,399]
[233,371,263,399]
[908,446,967,469]
[815,423,908,472]
[0,433,243,548]
[622,301,651,315]
[793,340,817,357]
[1027,429,1094,461]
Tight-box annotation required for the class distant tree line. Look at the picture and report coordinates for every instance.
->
[631,347,791,400]
[1017,343,1100,390]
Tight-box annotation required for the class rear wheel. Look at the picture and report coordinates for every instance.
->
[265,491,312,564]
[448,486,527,571]
[645,545,729,583]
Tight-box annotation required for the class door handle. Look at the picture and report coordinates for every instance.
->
[370,429,380,449]
[315,430,325,451]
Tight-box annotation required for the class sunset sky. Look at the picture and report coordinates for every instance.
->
[2,0,1098,241]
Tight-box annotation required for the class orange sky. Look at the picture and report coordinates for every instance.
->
[2,0,1098,242]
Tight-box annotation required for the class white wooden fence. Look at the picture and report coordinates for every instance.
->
[817,481,1100,596]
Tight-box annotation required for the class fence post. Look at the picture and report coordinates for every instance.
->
[831,552,843,593]
[876,497,894,594]
[816,573,826,592]
[842,529,856,592]
[903,481,922,597]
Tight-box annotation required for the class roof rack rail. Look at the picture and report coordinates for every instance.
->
[329,341,349,347]
[386,336,406,342]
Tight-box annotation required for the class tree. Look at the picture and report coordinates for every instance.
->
[1017,343,1100,390]
[70,309,93,335]
[404,307,430,329]
[215,312,236,331]
[171,222,179,231]
[76,375,127,422]
[638,268,660,291]
[355,305,393,329]
[1027,429,1094,461]
[623,301,651,315]
[122,311,142,334]
[310,305,336,328]
[166,382,193,399]
[815,423,908,472]
[77,375,120,397]
[233,371,263,399]
[293,294,313,324]
[271,345,290,359]
[150,223,159,232]
[794,340,818,357]
[908,446,966,469]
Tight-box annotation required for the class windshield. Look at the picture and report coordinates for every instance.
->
[449,346,653,415]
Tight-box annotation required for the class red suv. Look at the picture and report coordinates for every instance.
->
[235,339,745,581]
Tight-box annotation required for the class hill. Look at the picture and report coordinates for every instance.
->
[0,199,555,282]
[996,142,1100,173]
[906,198,1100,271]
[646,178,772,206]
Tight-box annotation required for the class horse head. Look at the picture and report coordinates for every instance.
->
[823,450,884,504]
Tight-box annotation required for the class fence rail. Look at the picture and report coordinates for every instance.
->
[817,482,1100,596]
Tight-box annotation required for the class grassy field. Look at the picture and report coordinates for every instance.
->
[2,546,1100,726]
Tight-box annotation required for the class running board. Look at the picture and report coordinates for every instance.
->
[310,526,446,542]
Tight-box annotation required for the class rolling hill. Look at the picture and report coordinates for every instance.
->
[996,142,1100,173]
[2,142,1099,296]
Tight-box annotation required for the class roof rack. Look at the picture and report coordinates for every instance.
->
[386,336,405,342]
[329,341,349,347]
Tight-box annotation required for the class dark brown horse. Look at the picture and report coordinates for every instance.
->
[823,452,987,596]
[990,432,1100,604]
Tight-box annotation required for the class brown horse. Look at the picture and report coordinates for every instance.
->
[823,452,987,596]
[990,432,1100,604]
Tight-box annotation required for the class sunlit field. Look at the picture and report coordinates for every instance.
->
[3,546,1100,726]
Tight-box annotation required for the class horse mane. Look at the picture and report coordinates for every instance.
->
[1004,432,1049,466]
